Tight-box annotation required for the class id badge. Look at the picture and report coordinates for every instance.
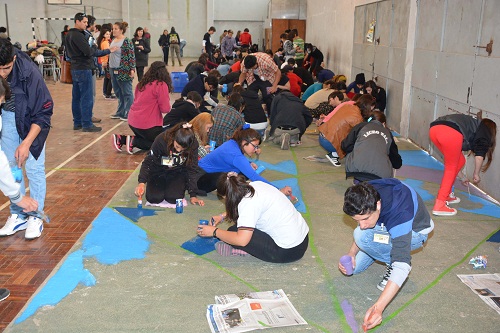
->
[373,224,390,244]
[161,156,172,166]
[373,230,390,244]
[113,70,119,75]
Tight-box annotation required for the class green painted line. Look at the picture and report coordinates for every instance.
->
[375,226,500,330]
[291,149,350,333]
[258,321,271,327]
[50,168,136,172]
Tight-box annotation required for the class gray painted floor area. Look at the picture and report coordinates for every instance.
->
[7,130,500,332]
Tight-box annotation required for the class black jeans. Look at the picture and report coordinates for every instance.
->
[129,124,164,150]
[197,172,225,194]
[146,169,186,204]
[162,46,169,64]
[228,224,309,263]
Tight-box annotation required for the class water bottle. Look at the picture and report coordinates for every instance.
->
[209,140,216,152]
[175,199,183,214]
[9,161,22,183]
[222,84,227,93]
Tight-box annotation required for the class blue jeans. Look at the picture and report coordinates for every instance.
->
[352,224,428,274]
[109,70,133,119]
[1,111,46,219]
[319,134,336,154]
[179,40,186,57]
[71,69,94,128]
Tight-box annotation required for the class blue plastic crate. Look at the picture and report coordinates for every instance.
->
[171,72,189,93]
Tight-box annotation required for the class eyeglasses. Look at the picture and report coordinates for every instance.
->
[248,142,260,150]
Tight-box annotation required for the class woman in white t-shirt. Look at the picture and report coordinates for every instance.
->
[197,172,309,263]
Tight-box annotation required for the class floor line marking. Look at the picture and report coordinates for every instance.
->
[0,122,125,212]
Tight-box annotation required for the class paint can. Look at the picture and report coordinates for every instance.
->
[209,140,216,152]
[175,199,183,214]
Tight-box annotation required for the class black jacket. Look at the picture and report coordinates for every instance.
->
[158,34,169,47]
[163,100,200,128]
[431,114,491,157]
[269,91,312,136]
[132,38,151,67]
[241,90,267,124]
[65,28,98,70]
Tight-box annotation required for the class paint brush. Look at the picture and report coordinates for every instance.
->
[137,195,143,209]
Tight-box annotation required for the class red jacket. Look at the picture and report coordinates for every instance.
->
[239,32,252,46]
[286,72,303,97]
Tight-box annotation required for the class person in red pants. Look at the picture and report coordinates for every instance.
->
[429,114,496,216]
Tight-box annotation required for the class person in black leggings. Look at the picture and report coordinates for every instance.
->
[197,172,309,263]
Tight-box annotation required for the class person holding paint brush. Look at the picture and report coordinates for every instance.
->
[134,122,205,207]
[429,113,496,216]
[338,180,433,331]
[197,172,309,262]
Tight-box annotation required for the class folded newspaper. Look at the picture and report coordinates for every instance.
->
[206,289,307,333]
[457,273,500,315]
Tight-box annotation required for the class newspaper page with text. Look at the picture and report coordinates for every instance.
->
[457,273,500,315]
[206,289,307,333]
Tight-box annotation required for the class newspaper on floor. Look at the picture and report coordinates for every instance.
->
[457,273,500,315]
[206,289,307,333]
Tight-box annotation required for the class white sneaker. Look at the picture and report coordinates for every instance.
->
[25,216,43,239]
[0,214,28,236]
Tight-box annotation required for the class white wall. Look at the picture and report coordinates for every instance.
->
[0,0,269,57]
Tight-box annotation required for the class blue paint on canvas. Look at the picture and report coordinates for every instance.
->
[271,178,306,213]
[399,150,444,171]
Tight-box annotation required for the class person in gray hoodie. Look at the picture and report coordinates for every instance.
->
[341,111,402,182]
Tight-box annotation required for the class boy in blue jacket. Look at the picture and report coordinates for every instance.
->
[339,179,433,331]
[0,39,52,239]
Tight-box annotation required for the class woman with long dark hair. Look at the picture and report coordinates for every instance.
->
[134,122,204,207]
[197,172,308,262]
[429,114,496,216]
[112,61,172,154]
[132,27,151,81]
[97,28,114,99]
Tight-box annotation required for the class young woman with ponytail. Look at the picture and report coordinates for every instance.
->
[197,172,309,263]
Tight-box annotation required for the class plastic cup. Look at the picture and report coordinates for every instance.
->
[255,165,266,174]
[340,255,353,276]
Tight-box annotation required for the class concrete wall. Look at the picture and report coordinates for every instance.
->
[306,0,500,200]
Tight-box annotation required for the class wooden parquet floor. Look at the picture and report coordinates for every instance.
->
[0,78,144,330]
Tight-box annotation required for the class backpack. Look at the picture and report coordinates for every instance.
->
[169,34,179,44]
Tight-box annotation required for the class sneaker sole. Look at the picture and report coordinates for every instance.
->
[126,136,134,155]
[325,154,341,167]
[0,291,10,302]
[446,197,461,204]
[112,135,123,152]
[280,133,290,150]
[432,209,457,216]
[376,283,386,291]
[0,222,28,236]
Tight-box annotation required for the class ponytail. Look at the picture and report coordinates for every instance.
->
[216,172,255,221]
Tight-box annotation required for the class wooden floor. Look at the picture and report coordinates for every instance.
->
[0,76,146,330]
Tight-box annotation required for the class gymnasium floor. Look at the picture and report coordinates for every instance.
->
[1,60,499,332]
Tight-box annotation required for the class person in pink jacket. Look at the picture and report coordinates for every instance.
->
[112,61,172,154]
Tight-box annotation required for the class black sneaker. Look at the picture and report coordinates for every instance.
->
[73,125,82,130]
[82,125,102,132]
[377,264,393,291]
[325,153,341,167]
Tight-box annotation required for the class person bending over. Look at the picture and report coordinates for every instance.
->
[339,180,433,331]
[134,122,205,207]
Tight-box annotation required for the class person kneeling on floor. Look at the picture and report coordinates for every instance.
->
[266,90,312,150]
[338,179,433,331]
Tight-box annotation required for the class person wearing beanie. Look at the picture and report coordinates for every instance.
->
[346,73,366,94]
